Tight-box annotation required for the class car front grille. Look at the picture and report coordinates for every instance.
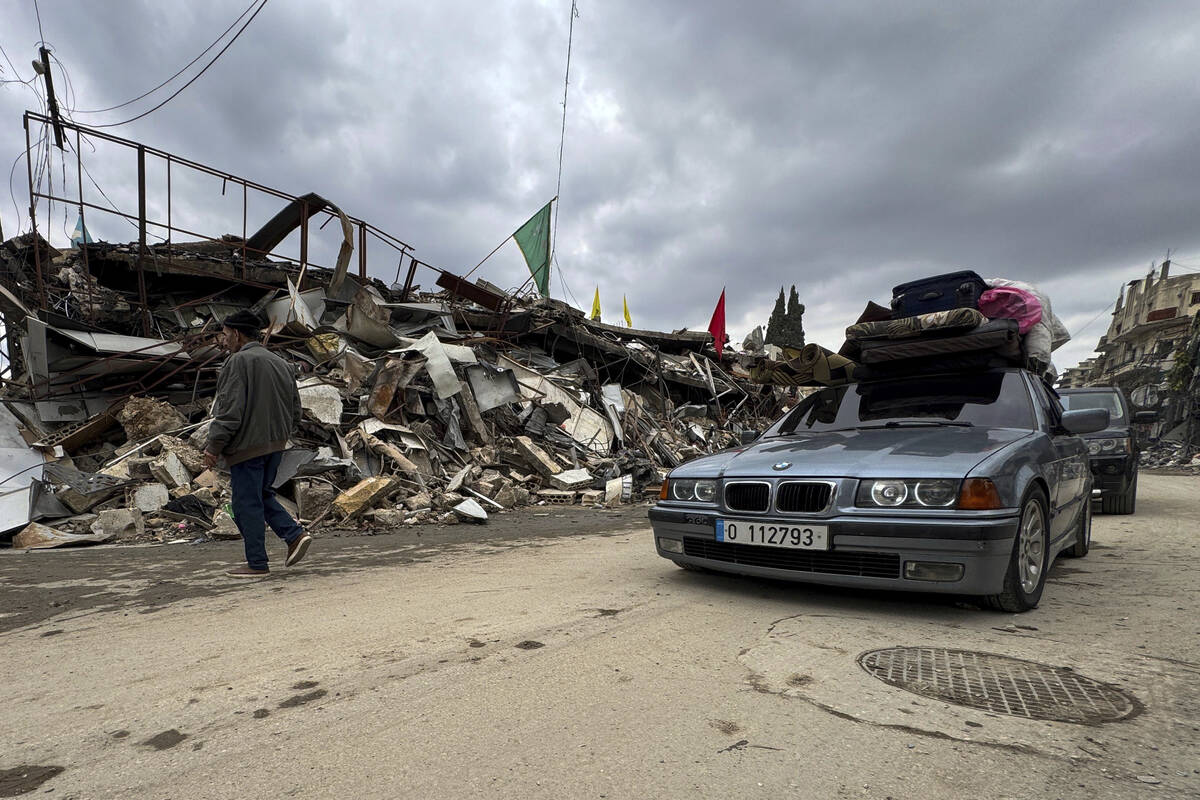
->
[776,482,833,513]
[724,482,769,512]
[683,538,901,579]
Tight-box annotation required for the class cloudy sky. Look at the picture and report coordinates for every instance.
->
[4,0,1200,372]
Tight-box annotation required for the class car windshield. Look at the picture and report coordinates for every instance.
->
[1060,392,1125,423]
[763,371,1035,436]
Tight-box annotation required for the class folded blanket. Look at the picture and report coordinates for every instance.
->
[845,307,985,342]
[750,343,858,386]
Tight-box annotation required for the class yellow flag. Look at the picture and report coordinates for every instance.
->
[590,287,601,321]
[623,295,632,327]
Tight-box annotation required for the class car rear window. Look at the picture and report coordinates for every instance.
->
[1060,391,1125,422]
[766,371,1036,435]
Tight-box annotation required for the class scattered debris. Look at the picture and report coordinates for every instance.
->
[0,221,788,549]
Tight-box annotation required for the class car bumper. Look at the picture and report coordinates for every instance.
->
[1087,455,1134,493]
[648,506,1018,595]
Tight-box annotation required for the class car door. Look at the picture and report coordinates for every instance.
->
[1034,381,1086,541]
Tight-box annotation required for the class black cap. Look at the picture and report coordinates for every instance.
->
[222,309,265,335]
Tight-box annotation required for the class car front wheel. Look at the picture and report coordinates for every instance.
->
[1065,494,1091,558]
[987,488,1050,613]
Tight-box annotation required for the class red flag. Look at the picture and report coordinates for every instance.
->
[708,289,726,359]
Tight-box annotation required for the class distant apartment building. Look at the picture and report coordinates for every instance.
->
[1058,358,1098,389]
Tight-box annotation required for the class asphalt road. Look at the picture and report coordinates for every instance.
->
[1,474,1197,799]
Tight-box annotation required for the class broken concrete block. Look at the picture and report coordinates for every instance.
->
[537,489,577,505]
[368,508,407,528]
[188,421,211,450]
[604,477,624,507]
[116,396,187,443]
[452,498,488,523]
[550,468,592,490]
[513,436,562,476]
[435,491,464,510]
[209,510,241,540]
[403,490,433,512]
[150,451,191,490]
[332,477,394,517]
[92,508,145,540]
[580,489,605,505]
[437,511,461,525]
[193,469,221,488]
[160,436,206,474]
[446,464,479,493]
[513,487,532,506]
[126,457,154,479]
[132,483,170,513]
[493,484,518,508]
[294,480,338,521]
[99,461,132,480]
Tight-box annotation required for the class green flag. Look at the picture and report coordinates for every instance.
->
[513,200,553,296]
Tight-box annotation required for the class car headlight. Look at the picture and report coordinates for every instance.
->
[1088,438,1129,456]
[857,479,960,508]
[667,478,718,503]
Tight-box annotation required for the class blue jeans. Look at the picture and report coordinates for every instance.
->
[230,452,303,570]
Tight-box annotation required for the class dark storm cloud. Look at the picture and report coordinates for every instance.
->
[4,0,1200,370]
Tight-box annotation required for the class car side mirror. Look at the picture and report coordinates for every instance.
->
[1061,408,1109,435]
[1133,411,1158,424]
[738,430,760,446]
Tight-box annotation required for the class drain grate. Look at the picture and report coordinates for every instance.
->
[858,647,1140,724]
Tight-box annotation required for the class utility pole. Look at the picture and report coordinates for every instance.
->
[37,47,65,150]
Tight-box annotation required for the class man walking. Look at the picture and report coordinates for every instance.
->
[204,310,312,577]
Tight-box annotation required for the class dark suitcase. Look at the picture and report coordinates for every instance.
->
[891,270,988,318]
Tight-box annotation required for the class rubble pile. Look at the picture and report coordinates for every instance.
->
[0,229,786,548]
[1139,439,1200,470]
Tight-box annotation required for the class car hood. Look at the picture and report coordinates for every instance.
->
[676,426,1034,479]
[1079,426,1131,440]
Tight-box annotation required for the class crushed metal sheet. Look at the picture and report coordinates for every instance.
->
[13,521,112,549]
[465,363,522,413]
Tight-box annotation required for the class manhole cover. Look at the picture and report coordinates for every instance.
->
[858,647,1140,723]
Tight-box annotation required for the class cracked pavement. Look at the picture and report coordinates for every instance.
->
[0,476,1197,799]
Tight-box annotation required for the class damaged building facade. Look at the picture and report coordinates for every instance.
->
[0,113,787,548]
[1063,261,1200,459]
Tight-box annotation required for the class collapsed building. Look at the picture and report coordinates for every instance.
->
[0,114,787,548]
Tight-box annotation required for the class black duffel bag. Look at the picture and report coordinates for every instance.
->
[891,270,988,319]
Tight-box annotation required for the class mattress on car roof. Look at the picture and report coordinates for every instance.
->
[857,319,1021,364]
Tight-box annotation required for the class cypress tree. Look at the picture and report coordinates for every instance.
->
[765,287,786,346]
[785,285,806,348]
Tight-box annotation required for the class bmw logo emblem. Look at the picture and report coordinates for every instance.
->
[773,462,791,471]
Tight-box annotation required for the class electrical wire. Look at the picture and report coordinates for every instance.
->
[87,0,271,128]
[70,0,261,115]
[1069,299,1118,340]
[551,0,578,264]
[6,129,46,236]
[32,0,46,46]
[0,41,36,85]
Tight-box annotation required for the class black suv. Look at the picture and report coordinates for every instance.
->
[1058,386,1154,514]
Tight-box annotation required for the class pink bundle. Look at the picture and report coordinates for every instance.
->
[978,286,1043,334]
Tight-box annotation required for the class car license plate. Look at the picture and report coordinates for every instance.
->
[716,519,829,550]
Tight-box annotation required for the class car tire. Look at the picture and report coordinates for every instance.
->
[1065,494,1091,558]
[1101,472,1137,515]
[987,487,1050,613]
